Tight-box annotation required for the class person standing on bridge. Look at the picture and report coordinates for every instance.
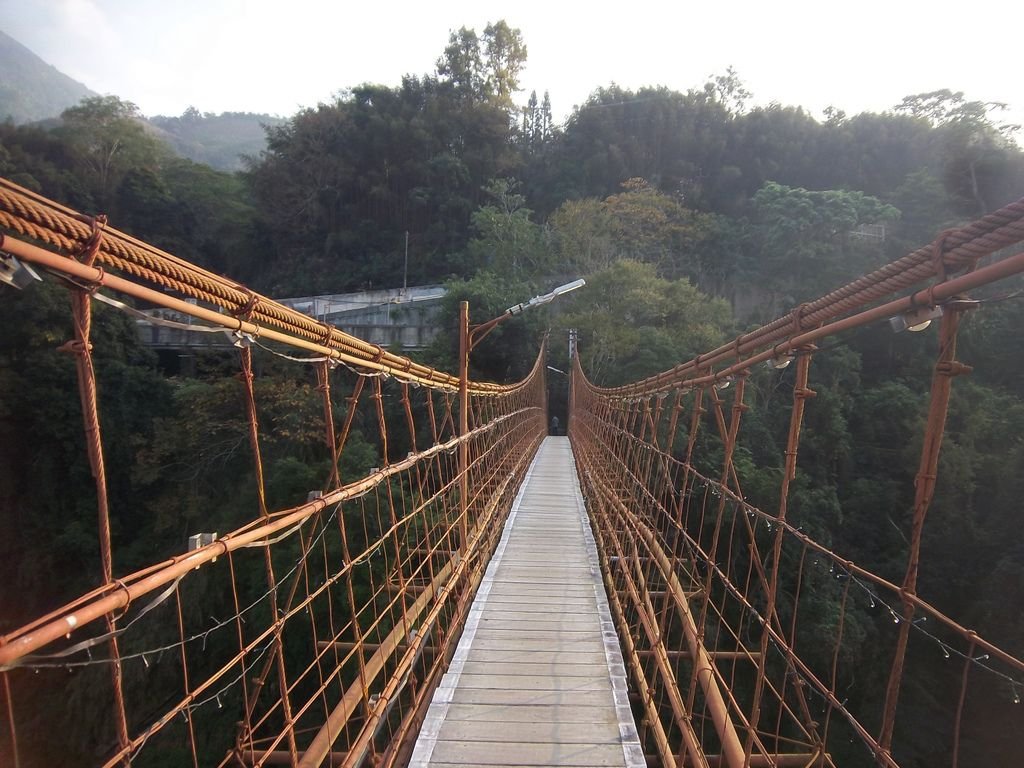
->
[550,415,560,435]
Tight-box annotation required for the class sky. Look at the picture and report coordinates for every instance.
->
[1,0,1021,132]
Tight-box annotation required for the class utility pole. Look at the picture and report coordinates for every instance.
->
[403,231,409,295]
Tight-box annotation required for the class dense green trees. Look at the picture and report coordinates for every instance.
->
[56,96,170,209]
[1,21,1023,767]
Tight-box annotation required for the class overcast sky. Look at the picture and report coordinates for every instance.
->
[1,0,1021,132]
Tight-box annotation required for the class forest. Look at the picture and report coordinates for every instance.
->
[1,18,1023,768]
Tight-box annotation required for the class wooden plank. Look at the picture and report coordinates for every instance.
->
[435,720,626,744]
[447,688,619,707]
[466,637,607,652]
[473,599,597,612]
[476,614,598,627]
[442,703,620,724]
[427,741,627,766]
[410,438,643,768]
[427,764,623,768]
[451,674,612,691]
[465,649,609,665]
[457,661,616,678]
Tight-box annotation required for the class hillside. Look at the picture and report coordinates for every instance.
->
[148,109,286,171]
[0,29,95,123]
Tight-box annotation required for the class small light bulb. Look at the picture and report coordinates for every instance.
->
[941,645,950,659]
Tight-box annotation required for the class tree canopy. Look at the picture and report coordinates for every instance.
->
[1,26,1023,767]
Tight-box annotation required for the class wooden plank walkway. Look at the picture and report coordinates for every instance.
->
[410,437,645,768]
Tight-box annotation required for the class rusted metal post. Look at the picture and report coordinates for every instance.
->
[458,300,471,555]
[316,360,341,489]
[64,271,131,762]
[746,348,818,761]
[238,347,300,766]
[879,304,971,752]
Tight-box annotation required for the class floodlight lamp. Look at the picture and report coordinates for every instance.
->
[889,306,942,333]
[507,278,586,314]
[767,355,793,370]
[0,252,42,290]
[715,375,734,390]
[551,279,586,297]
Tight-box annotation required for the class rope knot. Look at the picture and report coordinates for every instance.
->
[931,228,958,282]
[57,339,92,355]
[73,214,107,267]
[791,302,810,335]
[231,290,260,322]
[936,360,972,378]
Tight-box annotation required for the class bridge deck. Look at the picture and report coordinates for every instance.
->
[410,437,644,768]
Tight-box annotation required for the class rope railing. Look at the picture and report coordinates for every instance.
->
[0,177,519,395]
[0,180,548,768]
[569,203,1024,768]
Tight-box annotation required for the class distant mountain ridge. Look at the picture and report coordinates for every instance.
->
[0,30,283,171]
[148,109,286,171]
[0,29,96,123]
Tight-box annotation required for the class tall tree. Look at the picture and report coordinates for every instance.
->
[482,20,527,110]
[436,26,485,100]
[57,95,168,209]
[465,178,550,277]
[895,90,1022,215]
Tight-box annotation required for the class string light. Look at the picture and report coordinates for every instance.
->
[847,572,1023,698]
[10,502,347,672]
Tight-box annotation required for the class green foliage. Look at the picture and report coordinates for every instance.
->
[1,98,259,278]
[742,182,900,315]
[550,178,720,286]
[436,21,527,111]
[466,178,552,277]
[894,90,1023,216]
[246,73,519,293]
[426,269,550,382]
[559,260,732,386]
[56,95,171,208]
[3,23,1024,767]
[0,280,170,621]
[148,108,286,171]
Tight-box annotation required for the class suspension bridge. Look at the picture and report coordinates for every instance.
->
[1,177,1023,768]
